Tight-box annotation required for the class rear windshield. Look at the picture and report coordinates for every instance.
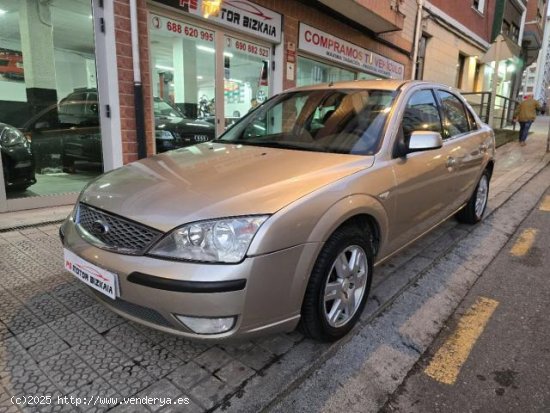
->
[216,89,396,155]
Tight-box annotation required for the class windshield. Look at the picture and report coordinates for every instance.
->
[217,89,396,155]
[154,98,185,119]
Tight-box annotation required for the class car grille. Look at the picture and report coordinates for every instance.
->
[93,291,174,328]
[76,203,163,255]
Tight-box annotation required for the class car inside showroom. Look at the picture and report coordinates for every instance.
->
[0,0,104,204]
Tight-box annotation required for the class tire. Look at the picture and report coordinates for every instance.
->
[456,170,490,224]
[62,155,76,174]
[300,224,374,341]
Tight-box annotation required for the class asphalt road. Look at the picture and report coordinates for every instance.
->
[382,188,550,413]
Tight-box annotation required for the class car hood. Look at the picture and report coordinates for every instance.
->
[81,143,373,232]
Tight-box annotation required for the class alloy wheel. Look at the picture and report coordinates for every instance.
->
[323,245,369,328]
[475,174,489,218]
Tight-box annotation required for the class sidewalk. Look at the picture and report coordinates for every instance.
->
[268,120,550,413]
[1,117,549,231]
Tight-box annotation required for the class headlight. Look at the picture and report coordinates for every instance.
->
[155,130,176,140]
[0,126,27,147]
[148,216,269,263]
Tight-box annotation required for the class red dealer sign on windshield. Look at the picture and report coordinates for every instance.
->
[298,23,404,80]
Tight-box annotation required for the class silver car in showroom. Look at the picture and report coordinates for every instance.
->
[60,80,495,341]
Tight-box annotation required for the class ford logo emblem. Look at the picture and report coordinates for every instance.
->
[91,220,110,236]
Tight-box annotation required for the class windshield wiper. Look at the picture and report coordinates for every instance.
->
[213,139,328,152]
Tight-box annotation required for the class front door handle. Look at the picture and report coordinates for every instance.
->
[446,156,457,168]
[445,156,456,169]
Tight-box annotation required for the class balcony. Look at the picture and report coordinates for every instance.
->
[522,22,544,66]
[316,0,405,33]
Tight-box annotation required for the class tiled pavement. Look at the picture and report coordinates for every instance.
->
[1,119,550,413]
[0,225,308,412]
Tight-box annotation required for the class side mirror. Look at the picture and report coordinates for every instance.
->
[408,131,443,153]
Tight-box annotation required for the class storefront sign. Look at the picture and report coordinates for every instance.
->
[225,36,270,59]
[151,14,215,42]
[151,0,282,43]
[298,24,404,80]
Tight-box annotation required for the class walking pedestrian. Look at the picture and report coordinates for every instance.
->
[513,95,541,146]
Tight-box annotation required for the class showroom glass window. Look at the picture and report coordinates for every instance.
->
[296,56,380,87]
[0,0,103,200]
[223,35,270,125]
[149,14,216,125]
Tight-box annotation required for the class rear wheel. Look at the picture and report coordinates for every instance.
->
[456,170,490,224]
[300,224,374,341]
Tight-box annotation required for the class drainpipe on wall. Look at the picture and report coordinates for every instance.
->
[129,0,147,160]
[487,36,503,128]
[411,0,424,80]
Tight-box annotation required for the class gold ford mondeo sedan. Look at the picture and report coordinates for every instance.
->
[60,80,495,341]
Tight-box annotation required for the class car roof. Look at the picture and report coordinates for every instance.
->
[289,79,456,93]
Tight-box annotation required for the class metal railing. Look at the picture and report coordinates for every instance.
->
[462,92,519,129]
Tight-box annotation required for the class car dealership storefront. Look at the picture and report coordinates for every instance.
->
[296,24,405,86]
[148,0,282,137]
[0,0,111,212]
[0,0,409,213]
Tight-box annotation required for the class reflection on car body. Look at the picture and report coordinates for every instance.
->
[61,80,495,342]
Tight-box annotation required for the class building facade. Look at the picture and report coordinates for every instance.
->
[413,0,495,92]
[0,0,414,213]
[0,0,543,213]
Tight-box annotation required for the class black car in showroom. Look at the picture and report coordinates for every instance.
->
[24,89,215,172]
[0,123,36,191]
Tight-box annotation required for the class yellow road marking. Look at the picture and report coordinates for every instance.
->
[424,296,499,385]
[540,195,550,212]
[510,228,538,257]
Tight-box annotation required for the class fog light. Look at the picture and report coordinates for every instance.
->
[176,315,236,334]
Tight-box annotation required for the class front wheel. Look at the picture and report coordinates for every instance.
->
[300,224,374,341]
[456,170,490,224]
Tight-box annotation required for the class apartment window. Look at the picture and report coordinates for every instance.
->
[472,0,485,13]
[456,54,466,89]
[415,35,429,80]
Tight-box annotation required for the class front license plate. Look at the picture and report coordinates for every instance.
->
[63,249,119,299]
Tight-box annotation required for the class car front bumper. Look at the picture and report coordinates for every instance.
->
[60,219,319,341]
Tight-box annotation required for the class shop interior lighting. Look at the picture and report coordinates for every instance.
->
[196,45,233,58]
[202,0,222,19]
[0,9,6,15]
[155,65,174,71]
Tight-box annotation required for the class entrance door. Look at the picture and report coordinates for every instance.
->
[222,35,271,129]
[149,14,217,141]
